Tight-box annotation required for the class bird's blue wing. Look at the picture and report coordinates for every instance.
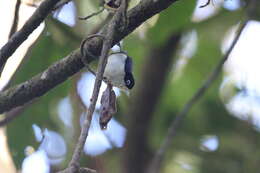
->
[125,56,133,74]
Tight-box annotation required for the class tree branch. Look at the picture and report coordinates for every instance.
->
[0,100,34,127]
[53,0,72,11]
[8,0,21,38]
[61,1,129,172]
[147,20,249,173]
[0,0,178,114]
[0,0,62,73]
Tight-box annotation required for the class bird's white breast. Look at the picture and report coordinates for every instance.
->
[104,53,127,88]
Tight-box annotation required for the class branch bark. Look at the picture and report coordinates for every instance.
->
[0,0,178,114]
[0,0,62,73]
[147,20,248,173]
[62,1,129,172]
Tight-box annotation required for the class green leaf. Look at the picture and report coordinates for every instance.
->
[148,0,196,45]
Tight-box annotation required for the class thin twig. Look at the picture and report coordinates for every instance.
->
[8,0,21,38]
[78,7,105,20]
[80,34,106,59]
[65,1,129,172]
[80,34,106,76]
[78,167,97,173]
[22,2,38,7]
[0,98,36,126]
[0,105,26,126]
[0,0,62,75]
[148,20,248,173]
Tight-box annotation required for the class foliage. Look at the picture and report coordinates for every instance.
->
[4,0,260,172]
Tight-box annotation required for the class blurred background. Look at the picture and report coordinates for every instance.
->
[1,0,260,172]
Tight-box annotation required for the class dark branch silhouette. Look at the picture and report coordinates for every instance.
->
[0,0,62,74]
[0,0,178,114]
[8,0,21,38]
[60,0,129,172]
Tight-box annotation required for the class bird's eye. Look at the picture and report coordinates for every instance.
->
[124,73,135,89]
[126,80,131,85]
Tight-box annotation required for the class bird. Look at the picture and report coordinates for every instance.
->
[104,53,135,90]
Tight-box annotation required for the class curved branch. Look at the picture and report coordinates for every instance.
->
[66,2,129,172]
[0,0,178,114]
[0,0,62,73]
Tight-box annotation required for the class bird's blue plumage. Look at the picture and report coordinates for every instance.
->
[125,56,133,74]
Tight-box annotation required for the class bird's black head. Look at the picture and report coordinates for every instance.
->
[124,56,135,89]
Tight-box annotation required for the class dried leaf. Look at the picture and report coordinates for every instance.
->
[99,84,117,129]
